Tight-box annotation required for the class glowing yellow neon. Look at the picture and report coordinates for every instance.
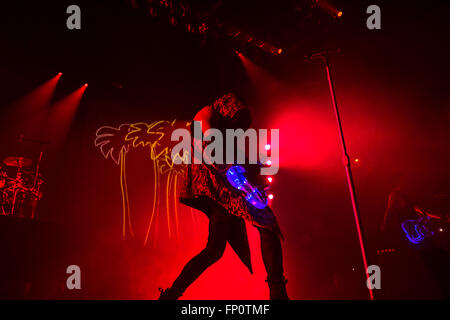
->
[143,157,158,246]
[173,173,180,239]
[95,119,196,246]
[95,119,198,246]
[120,152,126,237]
[166,170,172,239]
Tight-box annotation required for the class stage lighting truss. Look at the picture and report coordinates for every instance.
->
[130,0,284,56]
[304,0,343,19]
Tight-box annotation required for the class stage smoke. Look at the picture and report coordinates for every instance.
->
[44,84,88,145]
[6,72,63,137]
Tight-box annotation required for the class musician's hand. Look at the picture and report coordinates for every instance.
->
[414,205,424,215]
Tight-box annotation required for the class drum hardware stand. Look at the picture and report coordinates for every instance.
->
[31,150,44,219]
[19,134,48,219]
[10,183,19,216]
[305,49,374,300]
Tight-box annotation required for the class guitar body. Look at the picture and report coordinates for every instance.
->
[225,165,268,209]
[217,164,277,225]
[401,216,435,244]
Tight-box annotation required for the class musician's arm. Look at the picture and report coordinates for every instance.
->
[193,106,213,133]
[192,106,214,164]
[381,193,395,232]
[415,205,450,221]
[381,209,389,232]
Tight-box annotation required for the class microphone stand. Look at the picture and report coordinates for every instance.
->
[305,50,374,300]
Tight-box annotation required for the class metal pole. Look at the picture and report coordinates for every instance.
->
[33,150,43,188]
[323,55,374,300]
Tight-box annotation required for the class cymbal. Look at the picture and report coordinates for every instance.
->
[3,156,32,167]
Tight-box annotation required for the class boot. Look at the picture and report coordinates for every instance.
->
[158,287,183,300]
[265,276,289,300]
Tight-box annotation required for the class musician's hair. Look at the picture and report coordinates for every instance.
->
[211,93,252,130]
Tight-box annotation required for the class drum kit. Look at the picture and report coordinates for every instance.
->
[0,156,44,218]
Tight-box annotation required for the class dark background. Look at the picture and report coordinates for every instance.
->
[0,0,449,299]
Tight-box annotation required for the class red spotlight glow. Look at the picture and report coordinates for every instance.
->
[44,84,88,144]
[272,105,340,170]
[267,177,273,183]
[237,53,283,104]
[12,73,62,111]
[266,160,272,166]
[268,194,274,200]
[277,48,283,55]
[337,11,343,17]
[6,73,63,137]
[355,158,360,163]
[84,83,88,87]
[265,144,271,151]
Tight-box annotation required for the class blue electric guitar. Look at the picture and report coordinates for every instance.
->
[401,206,448,244]
[207,163,272,211]
[225,165,269,209]
[192,141,273,221]
[401,216,435,244]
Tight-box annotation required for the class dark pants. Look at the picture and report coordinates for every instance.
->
[170,205,285,295]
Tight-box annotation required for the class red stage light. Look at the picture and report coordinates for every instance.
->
[44,84,88,145]
[7,73,63,137]
[265,144,271,150]
[268,194,274,200]
[355,158,359,163]
[266,160,272,166]
[277,48,283,55]
[13,73,63,110]
[337,11,343,17]
[267,177,273,183]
